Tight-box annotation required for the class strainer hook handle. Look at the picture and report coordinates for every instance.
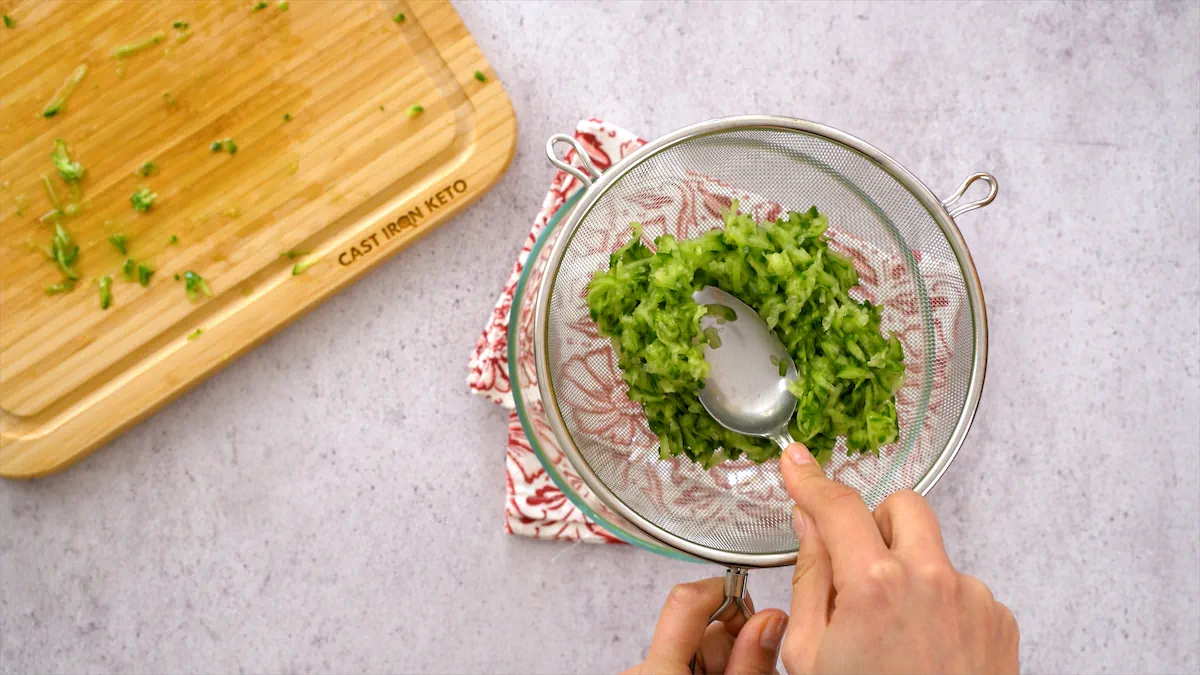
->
[546,134,604,189]
[689,567,753,674]
[942,172,999,218]
[709,566,752,622]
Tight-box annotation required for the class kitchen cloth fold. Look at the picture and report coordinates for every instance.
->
[467,118,645,544]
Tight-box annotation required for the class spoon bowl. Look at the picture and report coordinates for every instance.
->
[693,286,798,450]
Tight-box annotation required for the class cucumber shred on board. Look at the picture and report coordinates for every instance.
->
[586,204,906,468]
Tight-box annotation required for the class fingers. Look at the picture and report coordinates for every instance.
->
[996,602,1019,645]
[724,609,788,675]
[697,622,735,675]
[960,574,997,606]
[994,602,1021,675]
[781,443,890,585]
[960,579,1019,675]
[783,507,832,672]
[872,490,950,565]
[714,591,756,636]
[645,577,728,671]
[694,591,764,675]
[701,589,761,673]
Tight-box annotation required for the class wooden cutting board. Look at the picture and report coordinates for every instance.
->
[0,0,516,477]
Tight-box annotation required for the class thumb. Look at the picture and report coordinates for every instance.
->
[724,609,789,675]
[784,507,832,672]
[779,442,832,514]
[780,441,827,486]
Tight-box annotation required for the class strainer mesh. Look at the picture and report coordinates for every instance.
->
[544,128,974,557]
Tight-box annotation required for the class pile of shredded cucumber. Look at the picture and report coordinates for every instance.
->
[586,204,906,468]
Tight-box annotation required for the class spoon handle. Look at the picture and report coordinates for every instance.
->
[768,429,796,450]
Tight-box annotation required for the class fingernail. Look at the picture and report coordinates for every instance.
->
[760,614,789,651]
[792,507,807,539]
[787,443,812,466]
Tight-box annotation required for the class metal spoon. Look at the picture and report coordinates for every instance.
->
[686,286,802,667]
[693,286,798,450]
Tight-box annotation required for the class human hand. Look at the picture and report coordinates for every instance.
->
[623,577,789,675]
[779,443,1019,674]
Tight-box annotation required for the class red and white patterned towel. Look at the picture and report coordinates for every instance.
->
[467,118,645,543]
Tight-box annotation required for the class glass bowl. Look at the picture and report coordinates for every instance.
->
[508,190,701,562]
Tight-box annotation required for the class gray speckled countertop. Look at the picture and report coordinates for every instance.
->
[2,2,1198,673]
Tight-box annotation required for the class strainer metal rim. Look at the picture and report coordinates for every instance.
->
[534,115,990,568]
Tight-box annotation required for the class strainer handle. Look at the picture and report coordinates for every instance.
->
[546,134,604,188]
[689,567,753,674]
[941,173,999,218]
[708,566,752,622]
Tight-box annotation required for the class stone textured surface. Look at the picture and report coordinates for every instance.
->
[3,2,1199,673]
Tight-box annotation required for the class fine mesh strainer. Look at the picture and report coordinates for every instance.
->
[533,116,995,619]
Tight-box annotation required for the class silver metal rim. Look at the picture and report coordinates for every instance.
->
[535,115,990,568]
